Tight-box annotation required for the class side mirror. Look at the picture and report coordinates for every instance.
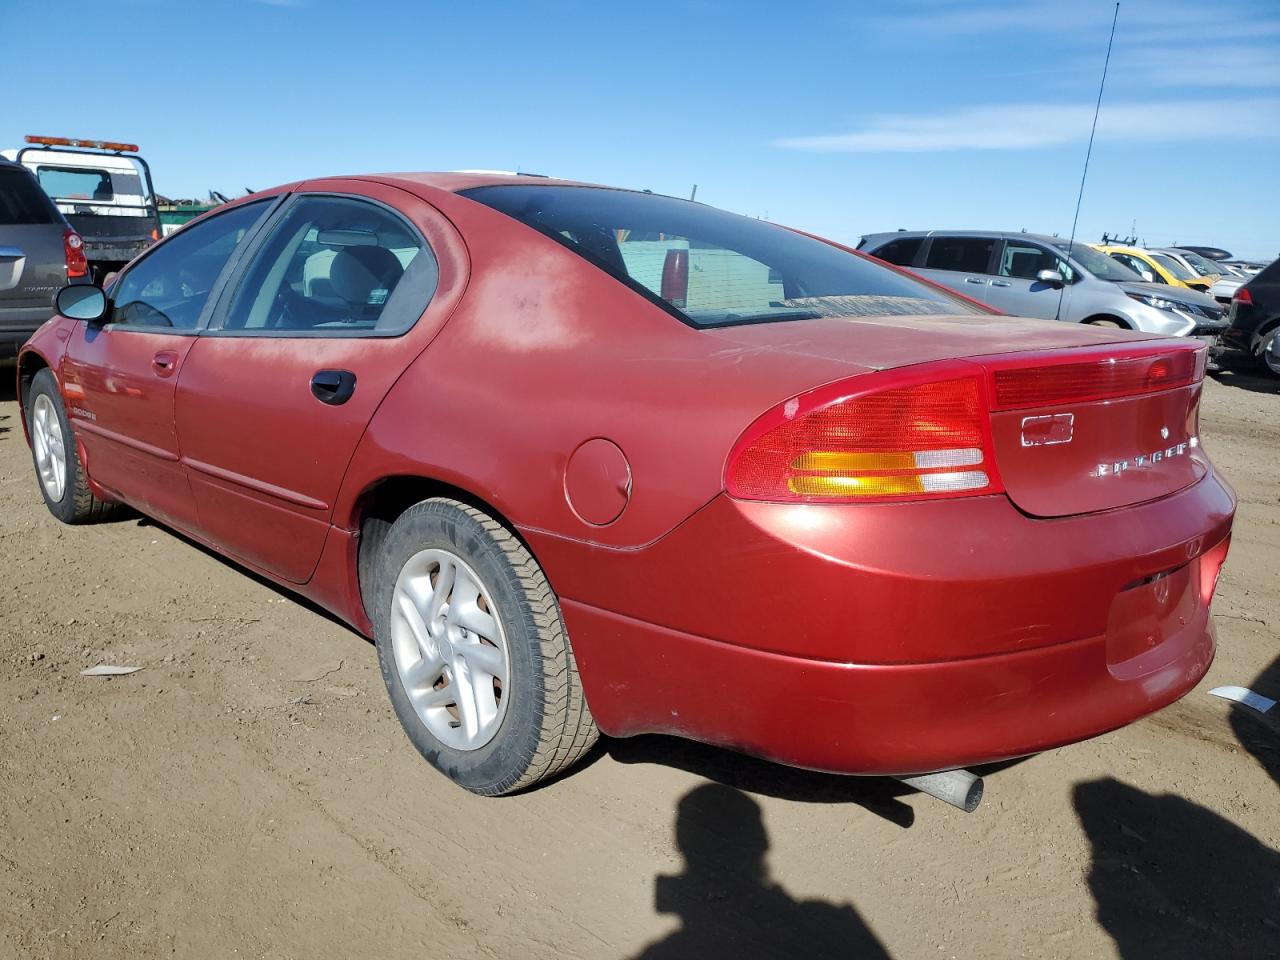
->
[55,284,108,323]
[1035,269,1064,287]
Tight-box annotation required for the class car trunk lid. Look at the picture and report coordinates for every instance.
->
[705,316,1208,518]
[975,341,1208,517]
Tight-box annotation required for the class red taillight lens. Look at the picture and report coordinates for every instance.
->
[992,349,1201,411]
[63,229,88,278]
[1233,287,1252,305]
[726,371,1001,503]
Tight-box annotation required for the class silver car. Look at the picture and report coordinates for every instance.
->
[0,159,84,359]
[858,230,1227,346]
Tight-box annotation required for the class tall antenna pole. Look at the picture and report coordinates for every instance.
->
[1058,2,1119,320]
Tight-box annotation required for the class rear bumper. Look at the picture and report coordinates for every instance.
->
[562,596,1216,775]
[530,472,1235,774]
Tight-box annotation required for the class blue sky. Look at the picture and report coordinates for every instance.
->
[4,0,1278,259]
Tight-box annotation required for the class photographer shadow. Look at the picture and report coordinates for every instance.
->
[630,783,891,960]
[1075,777,1280,959]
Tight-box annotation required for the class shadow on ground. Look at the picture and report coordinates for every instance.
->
[607,735,920,828]
[629,783,892,960]
[1230,653,1280,789]
[1076,777,1280,959]
[1210,351,1278,395]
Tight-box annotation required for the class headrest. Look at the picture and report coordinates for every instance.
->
[329,245,404,308]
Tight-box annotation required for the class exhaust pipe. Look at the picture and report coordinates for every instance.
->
[895,769,984,813]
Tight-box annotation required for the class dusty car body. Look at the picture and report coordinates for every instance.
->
[17,174,1234,795]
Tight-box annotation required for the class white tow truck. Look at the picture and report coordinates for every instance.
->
[1,135,162,283]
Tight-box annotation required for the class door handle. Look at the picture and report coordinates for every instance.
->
[990,280,1012,287]
[152,350,179,377]
[964,276,987,285]
[310,369,357,405]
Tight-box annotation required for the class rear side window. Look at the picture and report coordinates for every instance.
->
[463,185,980,326]
[0,166,58,225]
[924,237,995,274]
[869,236,923,266]
[218,195,438,336]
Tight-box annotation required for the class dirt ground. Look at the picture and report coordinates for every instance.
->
[0,359,1276,960]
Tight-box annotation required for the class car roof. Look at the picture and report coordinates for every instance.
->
[860,229,1075,248]
[355,172,614,194]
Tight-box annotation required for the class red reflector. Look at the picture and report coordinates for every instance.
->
[992,350,1201,411]
[727,372,1002,503]
[1233,287,1252,305]
[63,229,88,279]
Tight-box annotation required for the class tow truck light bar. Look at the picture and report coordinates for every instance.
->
[25,135,140,153]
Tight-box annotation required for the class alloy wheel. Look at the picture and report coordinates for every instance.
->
[31,394,67,502]
[389,549,511,751]
[1263,332,1280,377]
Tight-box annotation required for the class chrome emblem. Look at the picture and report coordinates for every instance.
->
[1160,426,1170,440]
[1096,436,1198,477]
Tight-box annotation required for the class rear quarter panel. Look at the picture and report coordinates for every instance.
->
[332,194,868,550]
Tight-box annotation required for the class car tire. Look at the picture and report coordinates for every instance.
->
[1259,327,1280,378]
[373,497,598,795]
[26,368,119,524]
[1087,318,1124,328]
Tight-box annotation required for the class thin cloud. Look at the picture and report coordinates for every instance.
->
[1115,45,1280,87]
[774,99,1280,153]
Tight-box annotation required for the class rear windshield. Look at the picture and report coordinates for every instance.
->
[462,185,980,326]
[36,165,147,209]
[0,165,58,225]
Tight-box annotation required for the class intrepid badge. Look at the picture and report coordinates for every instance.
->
[1096,436,1198,477]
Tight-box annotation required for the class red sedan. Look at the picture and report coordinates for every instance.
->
[17,174,1233,801]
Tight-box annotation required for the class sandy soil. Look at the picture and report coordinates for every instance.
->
[0,361,1276,960]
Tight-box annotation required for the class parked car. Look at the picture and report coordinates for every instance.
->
[1,136,161,284]
[858,231,1227,350]
[1223,257,1280,376]
[18,176,1234,800]
[1157,247,1221,284]
[1177,245,1233,262]
[1094,244,1213,293]
[1162,247,1241,304]
[0,158,87,359]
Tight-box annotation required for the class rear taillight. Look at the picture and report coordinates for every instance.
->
[64,229,88,278]
[991,348,1202,411]
[1233,287,1252,305]
[726,367,1002,503]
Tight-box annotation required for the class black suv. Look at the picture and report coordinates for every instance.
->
[1224,257,1280,377]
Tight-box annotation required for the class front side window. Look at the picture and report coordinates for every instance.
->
[1109,252,1162,283]
[999,241,1075,282]
[111,199,270,329]
[219,195,437,335]
[463,185,979,325]
[923,237,995,275]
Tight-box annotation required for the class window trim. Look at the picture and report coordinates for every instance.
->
[201,191,438,341]
[919,235,999,276]
[100,195,283,337]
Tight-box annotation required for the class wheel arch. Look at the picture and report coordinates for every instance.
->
[15,347,55,438]
[350,473,550,624]
[1251,314,1280,353]
[1082,314,1133,329]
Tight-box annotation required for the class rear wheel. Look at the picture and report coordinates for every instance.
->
[373,497,597,794]
[1086,318,1124,328]
[1259,327,1280,377]
[26,368,118,524]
